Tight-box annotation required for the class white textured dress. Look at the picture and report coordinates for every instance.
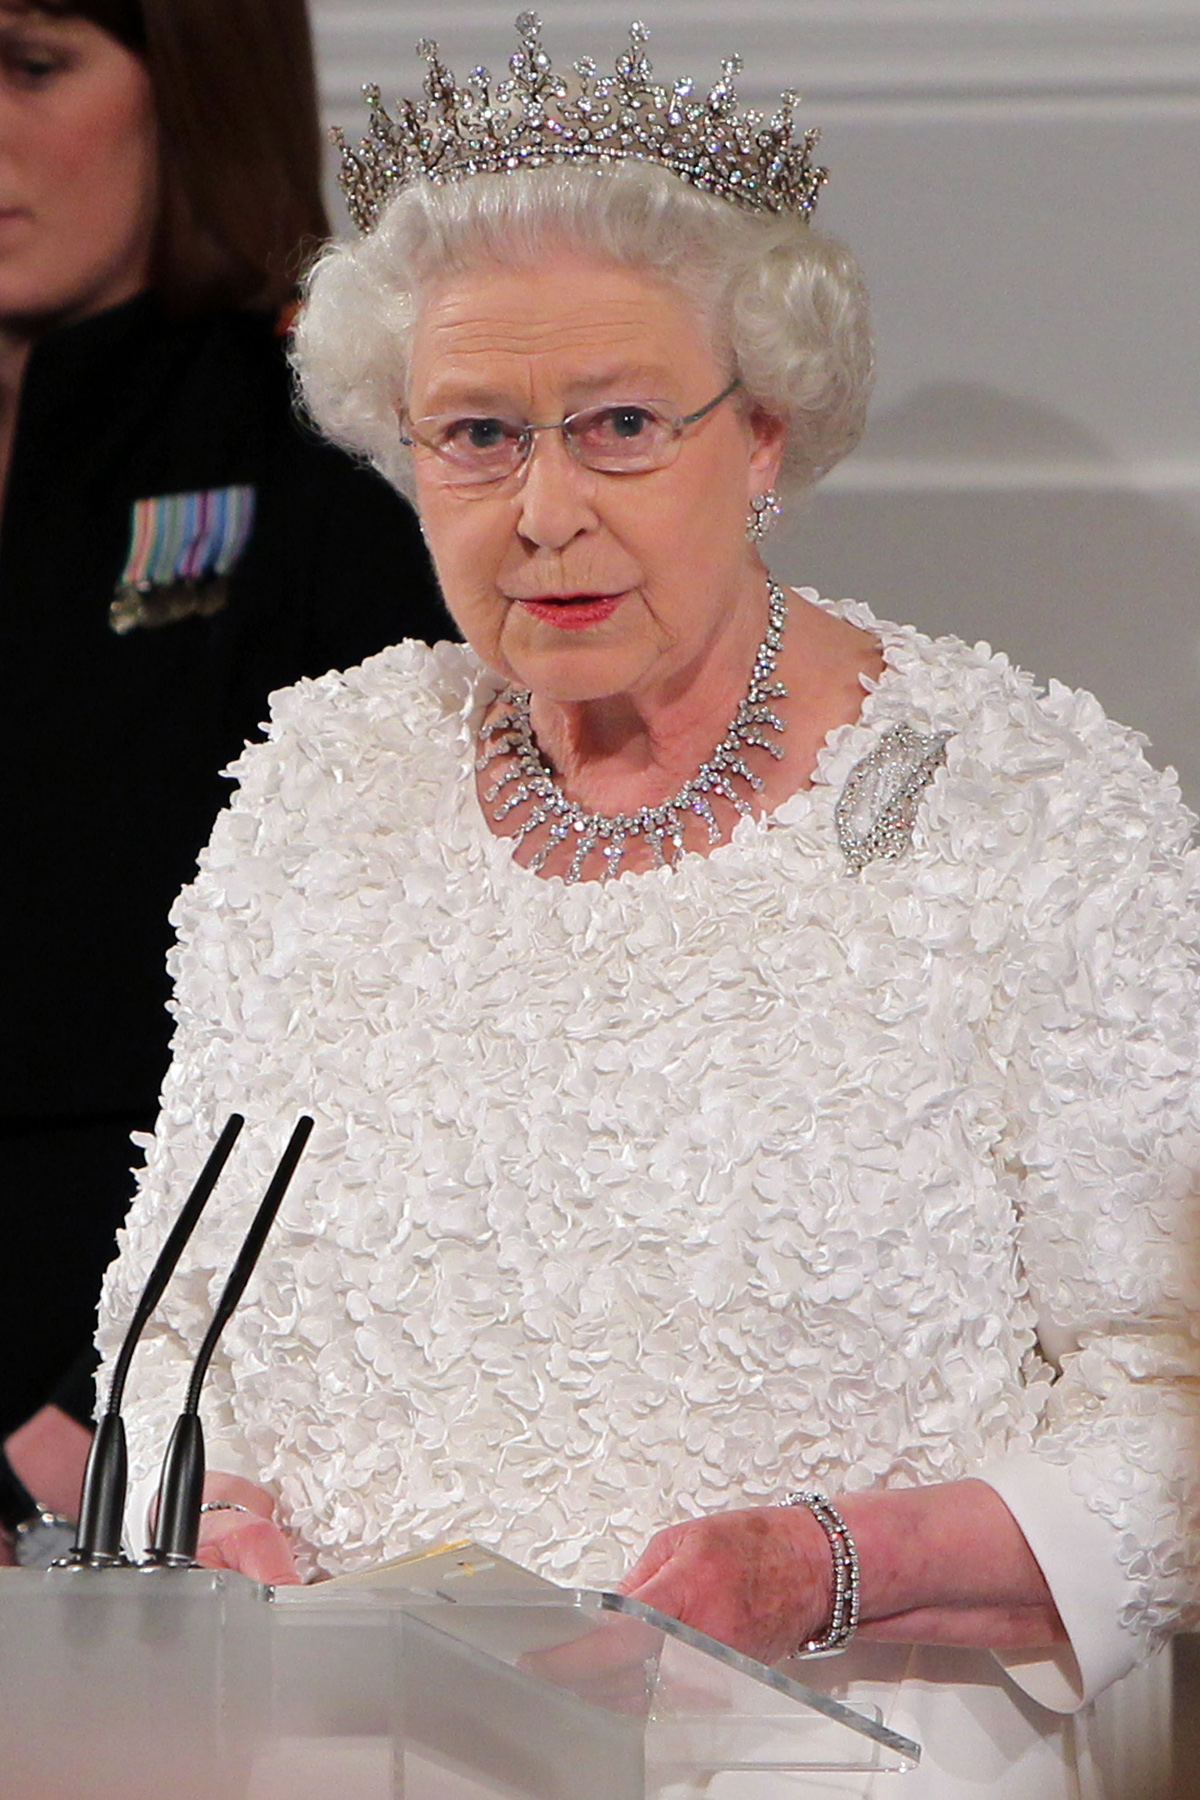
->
[99,593,1200,1798]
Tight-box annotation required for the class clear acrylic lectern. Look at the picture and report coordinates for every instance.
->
[0,1548,920,1799]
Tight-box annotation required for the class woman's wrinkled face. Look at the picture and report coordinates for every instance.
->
[0,5,157,326]
[407,252,784,706]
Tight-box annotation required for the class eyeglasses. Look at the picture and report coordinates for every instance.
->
[400,376,741,487]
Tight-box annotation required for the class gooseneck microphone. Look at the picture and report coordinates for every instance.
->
[145,1115,314,1568]
[65,1114,246,1569]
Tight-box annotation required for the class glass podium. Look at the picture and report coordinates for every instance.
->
[0,1547,919,1799]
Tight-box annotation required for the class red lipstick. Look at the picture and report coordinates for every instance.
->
[517,594,625,630]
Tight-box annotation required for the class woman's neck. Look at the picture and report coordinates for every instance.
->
[0,327,34,525]
[523,584,884,820]
[527,587,770,819]
[0,287,151,524]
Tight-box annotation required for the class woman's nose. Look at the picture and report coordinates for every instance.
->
[513,428,600,550]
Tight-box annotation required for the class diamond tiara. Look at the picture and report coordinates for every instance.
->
[334,11,827,235]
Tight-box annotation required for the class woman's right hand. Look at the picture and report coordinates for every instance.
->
[194,1472,299,1584]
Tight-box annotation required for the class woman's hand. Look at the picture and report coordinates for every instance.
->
[620,1481,1066,1666]
[4,1405,93,1520]
[0,1403,93,1566]
[194,1472,299,1585]
[620,1505,833,1665]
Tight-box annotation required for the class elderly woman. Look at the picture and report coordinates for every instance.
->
[99,17,1199,1797]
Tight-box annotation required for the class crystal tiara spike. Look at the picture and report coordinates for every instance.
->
[334,11,828,234]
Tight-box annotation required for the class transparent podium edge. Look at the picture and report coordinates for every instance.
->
[593,1591,920,1764]
[370,1581,920,1769]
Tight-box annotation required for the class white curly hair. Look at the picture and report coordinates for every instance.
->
[292,161,874,500]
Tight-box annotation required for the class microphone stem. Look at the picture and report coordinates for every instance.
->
[147,1115,314,1567]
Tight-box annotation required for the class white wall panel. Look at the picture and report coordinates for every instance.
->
[310,2,1200,802]
[313,5,1200,115]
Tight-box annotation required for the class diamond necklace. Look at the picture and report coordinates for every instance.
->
[476,581,790,883]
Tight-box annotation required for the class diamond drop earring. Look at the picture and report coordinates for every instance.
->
[747,489,782,543]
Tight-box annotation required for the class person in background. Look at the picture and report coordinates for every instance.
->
[0,0,450,1565]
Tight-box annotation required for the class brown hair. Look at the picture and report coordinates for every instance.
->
[28,0,330,313]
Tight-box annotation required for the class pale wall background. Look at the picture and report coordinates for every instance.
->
[310,1,1200,809]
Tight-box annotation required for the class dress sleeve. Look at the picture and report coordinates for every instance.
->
[973,683,1200,1709]
[91,682,341,1550]
[95,641,451,1568]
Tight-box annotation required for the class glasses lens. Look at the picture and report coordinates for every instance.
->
[416,415,526,483]
[567,403,677,471]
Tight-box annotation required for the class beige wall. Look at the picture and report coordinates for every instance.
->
[311,1,1200,807]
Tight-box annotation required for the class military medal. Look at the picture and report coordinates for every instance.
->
[109,485,256,634]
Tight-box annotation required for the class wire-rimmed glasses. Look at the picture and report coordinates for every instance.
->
[400,376,741,487]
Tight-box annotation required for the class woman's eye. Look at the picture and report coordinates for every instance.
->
[1,41,69,85]
[598,406,654,440]
[444,418,512,453]
[573,406,673,455]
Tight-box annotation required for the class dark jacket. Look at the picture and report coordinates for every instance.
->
[0,294,450,1434]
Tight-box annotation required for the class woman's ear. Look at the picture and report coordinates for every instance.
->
[748,407,787,491]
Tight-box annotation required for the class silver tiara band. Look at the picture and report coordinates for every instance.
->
[335,12,827,235]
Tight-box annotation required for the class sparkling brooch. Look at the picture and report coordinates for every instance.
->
[477,582,790,883]
[335,13,826,235]
[834,723,951,874]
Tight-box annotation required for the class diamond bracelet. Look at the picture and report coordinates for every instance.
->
[782,1489,861,1653]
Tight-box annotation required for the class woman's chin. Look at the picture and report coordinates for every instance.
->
[502,617,653,704]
